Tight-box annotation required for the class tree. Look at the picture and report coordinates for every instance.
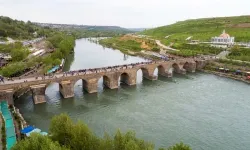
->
[161,142,191,150]
[10,48,29,62]
[69,121,99,150]
[0,29,7,37]
[12,114,192,150]
[49,113,74,147]
[11,133,68,150]
[1,62,26,77]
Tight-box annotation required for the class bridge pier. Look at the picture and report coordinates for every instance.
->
[180,69,187,75]
[142,70,158,80]
[30,84,46,104]
[173,68,186,75]
[59,81,74,98]
[120,72,137,85]
[83,78,98,93]
[0,89,14,105]
[196,60,207,70]
[184,62,196,73]
[158,68,173,78]
[104,80,119,89]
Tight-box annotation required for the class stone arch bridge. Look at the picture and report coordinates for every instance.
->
[0,58,207,105]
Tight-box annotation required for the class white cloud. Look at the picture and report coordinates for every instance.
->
[0,0,249,28]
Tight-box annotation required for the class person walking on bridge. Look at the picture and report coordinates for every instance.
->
[0,75,4,83]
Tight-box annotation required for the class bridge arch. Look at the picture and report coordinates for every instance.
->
[140,67,150,78]
[73,78,89,93]
[183,61,196,72]
[98,75,113,90]
[172,63,181,74]
[136,67,151,83]
[119,72,131,85]
[153,65,167,76]
[183,62,189,70]
[45,82,61,102]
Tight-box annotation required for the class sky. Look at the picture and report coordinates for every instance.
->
[0,0,249,28]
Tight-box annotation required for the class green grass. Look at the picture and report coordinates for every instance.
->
[227,48,250,61]
[142,16,250,45]
[99,37,142,52]
[170,43,224,56]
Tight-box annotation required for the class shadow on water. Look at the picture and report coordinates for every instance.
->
[60,97,75,109]
[62,53,75,72]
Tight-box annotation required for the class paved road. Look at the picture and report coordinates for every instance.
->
[155,40,179,51]
[216,50,250,64]
[217,50,230,59]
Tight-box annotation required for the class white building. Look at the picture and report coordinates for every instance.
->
[211,30,235,45]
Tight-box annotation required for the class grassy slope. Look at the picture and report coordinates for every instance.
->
[99,35,159,53]
[142,16,250,45]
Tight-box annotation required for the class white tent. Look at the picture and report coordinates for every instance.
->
[26,128,41,137]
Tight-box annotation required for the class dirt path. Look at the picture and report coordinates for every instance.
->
[155,40,179,51]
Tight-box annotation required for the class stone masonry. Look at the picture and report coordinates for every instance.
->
[0,59,207,105]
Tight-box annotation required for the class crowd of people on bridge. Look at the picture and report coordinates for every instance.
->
[0,54,209,84]
[0,60,169,84]
[61,61,157,77]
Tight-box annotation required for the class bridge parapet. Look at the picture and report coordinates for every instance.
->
[0,58,207,105]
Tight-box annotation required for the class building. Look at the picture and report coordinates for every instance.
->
[211,30,235,45]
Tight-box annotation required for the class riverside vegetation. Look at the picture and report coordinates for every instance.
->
[0,16,75,77]
[12,114,191,150]
[142,16,250,44]
[141,16,250,59]
[0,16,134,77]
[99,35,160,54]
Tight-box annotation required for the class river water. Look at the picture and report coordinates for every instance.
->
[15,38,250,150]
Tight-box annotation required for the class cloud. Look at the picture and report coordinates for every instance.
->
[0,0,249,28]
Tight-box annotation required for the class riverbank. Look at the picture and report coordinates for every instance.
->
[203,69,250,84]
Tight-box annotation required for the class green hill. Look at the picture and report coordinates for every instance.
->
[142,15,250,45]
[0,16,55,40]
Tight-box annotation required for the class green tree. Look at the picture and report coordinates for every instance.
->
[12,114,191,150]
[49,113,74,147]
[162,142,191,150]
[69,121,99,150]
[11,133,68,150]
[1,62,26,77]
[10,48,29,61]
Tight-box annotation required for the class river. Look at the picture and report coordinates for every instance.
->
[15,38,250,150]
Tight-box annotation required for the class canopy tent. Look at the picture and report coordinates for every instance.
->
[41,132,48,136]
[47,65,59,74]
[5,119,14,128]
[20,126,35,134]
[1,101,8,107]
[7,136,16,150]
[6,127,15,138]
[26,128,41,137]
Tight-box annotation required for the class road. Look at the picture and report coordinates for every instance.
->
[155,40,179,51]
[216,50,230,59]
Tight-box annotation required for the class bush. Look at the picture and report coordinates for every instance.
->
[12,114,192,150]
